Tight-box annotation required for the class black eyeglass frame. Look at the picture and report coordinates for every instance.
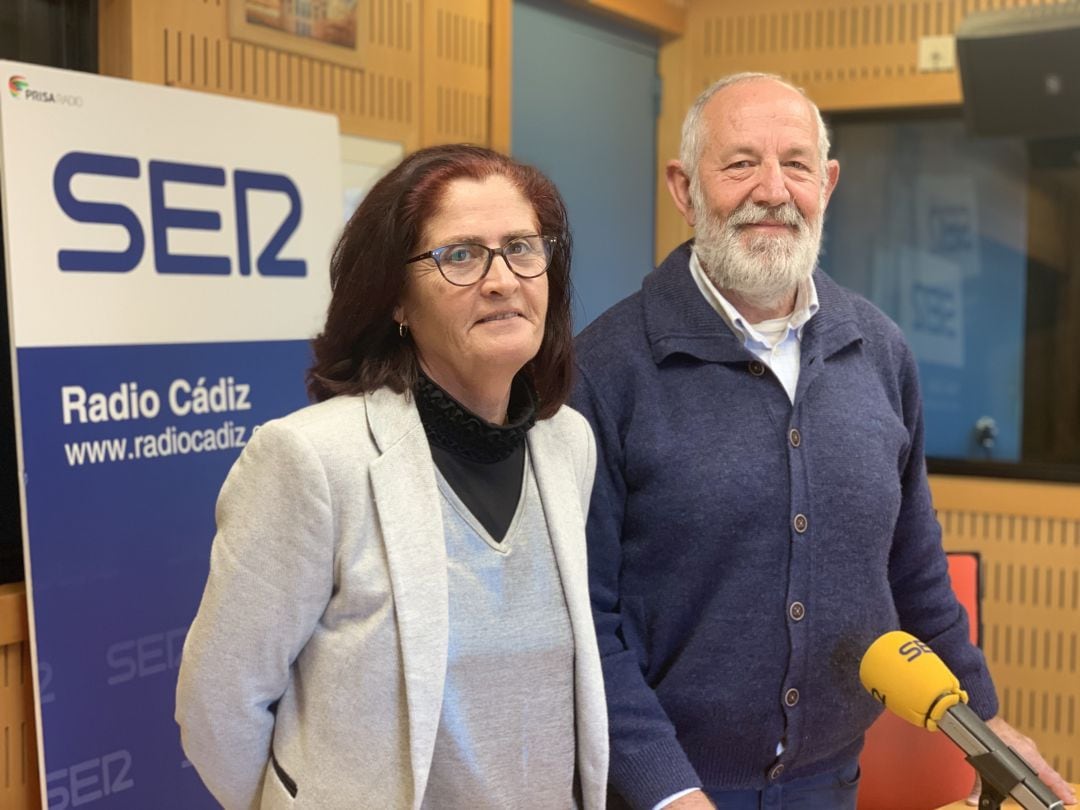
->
[404,234,558,287]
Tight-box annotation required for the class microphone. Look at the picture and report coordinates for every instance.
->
[860,631,1063,810]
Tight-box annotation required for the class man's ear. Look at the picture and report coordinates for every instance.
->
[822,159,840,208]
[665,160,697,227]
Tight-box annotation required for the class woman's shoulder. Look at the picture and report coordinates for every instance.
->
[270,394,367,432]
[278,394,367,426]
[541,402,588,431]
[533,404,594,454]
[254,395,375,460]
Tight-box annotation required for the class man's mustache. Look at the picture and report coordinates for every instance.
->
[726,202,804,230]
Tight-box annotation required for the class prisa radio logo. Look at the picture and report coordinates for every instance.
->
[8,75,28,97]
[8,74,83,106]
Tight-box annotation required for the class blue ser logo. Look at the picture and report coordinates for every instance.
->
[898,638,932,662]
[53,151,305,277]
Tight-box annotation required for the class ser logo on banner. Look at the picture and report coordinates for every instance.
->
[46,751,135,810]
[54,151,305,277]
[106,626,188,687]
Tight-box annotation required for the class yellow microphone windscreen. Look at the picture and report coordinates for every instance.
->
[859,630,969,731]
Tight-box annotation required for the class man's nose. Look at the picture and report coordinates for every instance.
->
[750,161,792,207]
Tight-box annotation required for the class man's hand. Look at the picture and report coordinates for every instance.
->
[963,716,1076,806]
[664,790,717,809]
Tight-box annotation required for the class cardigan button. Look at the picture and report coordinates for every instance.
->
[748,360,766,377]
[789,601,805,621]
[768,763,785,781]
[785,688,800,707]
[789,428,801,448]
[793,513,808,533]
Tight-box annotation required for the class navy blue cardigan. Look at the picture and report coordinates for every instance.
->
[570,242,997,809]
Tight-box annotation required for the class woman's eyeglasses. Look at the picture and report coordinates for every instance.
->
[405,234,557,287]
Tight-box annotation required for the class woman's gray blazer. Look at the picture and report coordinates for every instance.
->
[175,387,608,810]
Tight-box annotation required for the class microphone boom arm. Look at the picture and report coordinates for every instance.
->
[937,704,1063,810]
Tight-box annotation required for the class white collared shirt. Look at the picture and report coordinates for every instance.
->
[688,249,819,404]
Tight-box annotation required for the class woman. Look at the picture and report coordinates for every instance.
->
[176,145,607,809]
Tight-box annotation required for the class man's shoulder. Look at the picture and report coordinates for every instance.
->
[576,242,695,372]
[575,289,650,371]
[816,270,909,349]
[813,273,918,399]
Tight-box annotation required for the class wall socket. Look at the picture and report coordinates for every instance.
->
[918,35,957,73]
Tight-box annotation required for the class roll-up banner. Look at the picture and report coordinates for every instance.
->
[0,61,341,807]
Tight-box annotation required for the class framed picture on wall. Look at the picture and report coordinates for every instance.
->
[228,0,363,68]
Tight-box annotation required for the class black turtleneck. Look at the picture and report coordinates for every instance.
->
[414,372,537,543]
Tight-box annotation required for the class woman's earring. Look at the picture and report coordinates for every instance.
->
[398,322,408,338]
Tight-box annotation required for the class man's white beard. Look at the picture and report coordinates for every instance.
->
[692,182,825,311]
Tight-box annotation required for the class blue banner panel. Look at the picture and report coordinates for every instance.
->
[18,340,314,809]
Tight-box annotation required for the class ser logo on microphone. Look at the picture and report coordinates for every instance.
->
[898,638,932,662]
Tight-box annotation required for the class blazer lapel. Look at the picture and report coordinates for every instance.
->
[365,388,448,808]
[528,422,608,808]
[528,425,589,583]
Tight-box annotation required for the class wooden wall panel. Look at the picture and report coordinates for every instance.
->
[101,0,437,151]
[356,0,420,146]
[573,0,687,36]
[670,0,1070,113]
[656,0,1071,257]
[98,0,685,156]
[421,0,490,146]
[931,475,1080,782]
[656,34,693,262]
[490,0,512,153]
[0,584,39,810]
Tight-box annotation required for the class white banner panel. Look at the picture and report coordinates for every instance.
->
[0,61,342,808]
[2,63,338,346]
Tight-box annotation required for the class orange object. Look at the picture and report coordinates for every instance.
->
[857,552,981,809]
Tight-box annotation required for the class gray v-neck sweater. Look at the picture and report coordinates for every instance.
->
[420,457,578,809]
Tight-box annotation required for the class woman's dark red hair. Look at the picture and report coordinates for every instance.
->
[307,144,573,419]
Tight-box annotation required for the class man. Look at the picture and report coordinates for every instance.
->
[570,72,1075,810]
